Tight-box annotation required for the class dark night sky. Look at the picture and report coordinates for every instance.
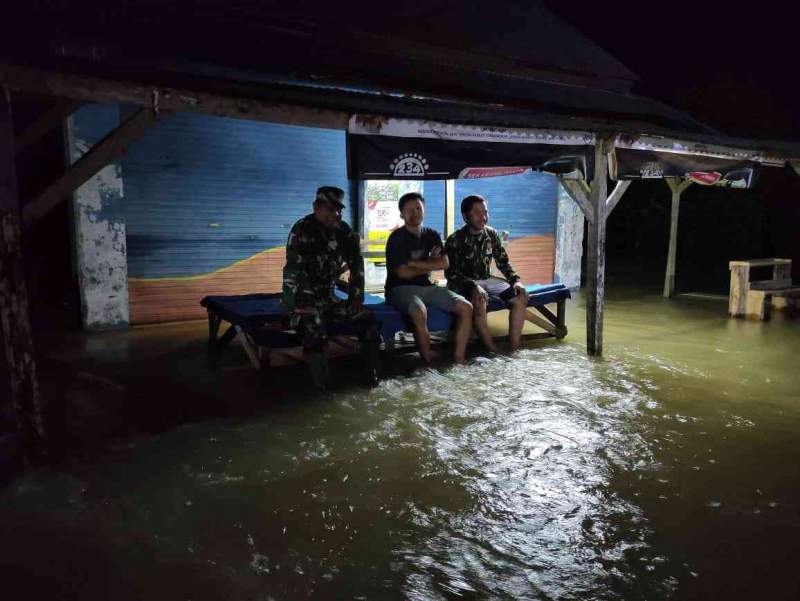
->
[543,0,800,140]
[7,1,797,140]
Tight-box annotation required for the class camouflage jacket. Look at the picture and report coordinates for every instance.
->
[282,214,364,311]
[444,225,520,290]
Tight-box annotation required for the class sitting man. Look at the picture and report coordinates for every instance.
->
[385,192,473,364]
[445,194,529,352]
[282,186,371,387]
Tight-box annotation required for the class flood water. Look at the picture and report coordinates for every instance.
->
[2,290,799,600]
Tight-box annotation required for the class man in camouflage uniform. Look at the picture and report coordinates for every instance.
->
[283,186,373,387]
[445,194,530,352]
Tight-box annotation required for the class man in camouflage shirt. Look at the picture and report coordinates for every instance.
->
[283,186,370,386]
[445,194,530,352]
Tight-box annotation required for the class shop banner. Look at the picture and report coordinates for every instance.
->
[347,115,594,181]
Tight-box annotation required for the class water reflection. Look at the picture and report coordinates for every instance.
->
[382,349,675,600]
[2,300,800,600]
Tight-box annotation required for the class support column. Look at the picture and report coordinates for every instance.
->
[0,88,46,458]
[444,179,455,237]
[585,141,609,356]
[65,104,130,330]
[663,178,692,298]
[563,142,630,356]
[554,183,584,289]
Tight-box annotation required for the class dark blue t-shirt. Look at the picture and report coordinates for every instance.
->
[385,226,444,292]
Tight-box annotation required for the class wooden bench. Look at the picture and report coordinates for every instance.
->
[729,259,800,320]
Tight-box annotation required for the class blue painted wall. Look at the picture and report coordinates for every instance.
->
[122,113,351,278]
[118,113,559,321]
[423,180,446,235]
[454,171,559,237]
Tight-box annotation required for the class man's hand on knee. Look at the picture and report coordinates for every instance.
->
[471,285,488,306]
[453,299,473,317]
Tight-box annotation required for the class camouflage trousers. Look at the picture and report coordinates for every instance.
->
[290,299,374,352]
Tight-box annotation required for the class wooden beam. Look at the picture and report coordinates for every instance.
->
[0,63,349,131]
[524,308,558,335]
[234,326,262,369]
[0,88,46,460]
[22,108,157,227]
[585,137,611,356]
[558,178,593,223]
[14,97,83,156]
[663,178,692,297]
[605,180,631,214]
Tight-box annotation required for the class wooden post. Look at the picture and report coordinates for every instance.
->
[207,309,221,348]
[0,88,46,459]
[556,298,567,338]
[728,262,750,316]
[585,140,609,356]
[444,179,455,237]
[560,164,629,356]
[663,178,693,298]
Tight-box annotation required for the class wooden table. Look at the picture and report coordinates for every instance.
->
[728,258,799,320]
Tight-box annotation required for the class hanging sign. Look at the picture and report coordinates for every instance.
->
[347,115,594,181]
[612,147,758,187]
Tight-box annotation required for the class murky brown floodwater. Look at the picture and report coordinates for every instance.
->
[1,291,799,600]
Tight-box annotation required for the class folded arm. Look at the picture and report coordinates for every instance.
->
[407,254,449,271]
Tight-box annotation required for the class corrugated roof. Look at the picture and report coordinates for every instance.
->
[3,0,709,131]
[4,0,800,159]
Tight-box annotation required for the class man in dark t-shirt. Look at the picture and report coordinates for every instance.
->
[385,192,473,363]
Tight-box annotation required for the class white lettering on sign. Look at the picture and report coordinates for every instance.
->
[389,153,429,177]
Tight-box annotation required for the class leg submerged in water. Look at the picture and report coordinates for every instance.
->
[296,311,331,390]
[408,299,434,364]
[470,288,497,353]
[451,300,474,363]
[359,320,382,386]
[304,347,330,390]
[508,287,529,352]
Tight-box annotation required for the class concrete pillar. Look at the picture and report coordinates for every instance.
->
[554,183,584,289]
[66,104,129,329]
